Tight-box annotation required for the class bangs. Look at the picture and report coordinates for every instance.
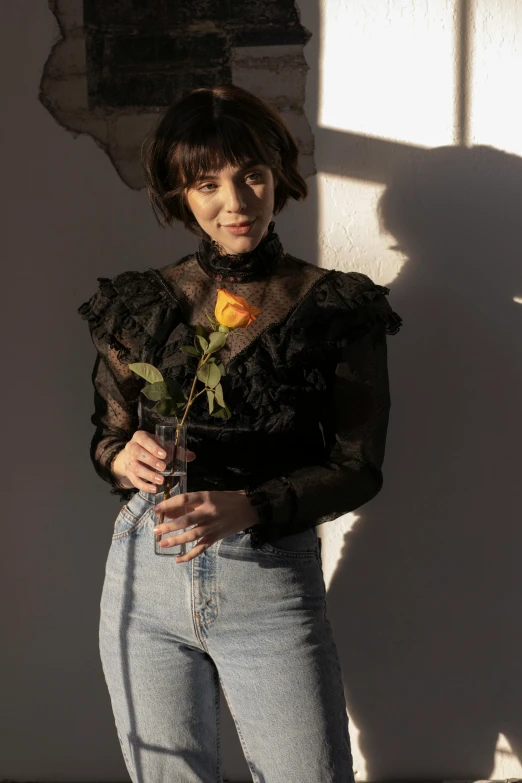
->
[169,118,278,190]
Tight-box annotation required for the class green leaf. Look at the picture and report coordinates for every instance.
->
[180,345,200,357]
[166,377,187,403]
[216,361,226,376]
[214,382,225,408]
[197,362,221,389]
[141,381,170,401]
[153,399,172,416]
[211,402,231,419]
[207,331,227,354]
[206,389,215,414]
[129,362,163,384]
[196,334,209,353]
[195,323,207,338]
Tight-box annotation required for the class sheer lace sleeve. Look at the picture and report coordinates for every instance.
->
[243,274,402,548]
[78,277,144,501]
[87,345,140,501]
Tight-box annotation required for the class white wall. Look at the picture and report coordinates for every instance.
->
[1,0,521,780]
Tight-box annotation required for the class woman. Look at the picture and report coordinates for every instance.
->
[78,84,401,783]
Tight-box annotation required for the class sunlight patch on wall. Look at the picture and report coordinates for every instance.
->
[319,0,455,148]
[491,732,522,778]
[317,174,406,285]
[319,512,360,592]
[350,721,369,781]
[471,1,522,156]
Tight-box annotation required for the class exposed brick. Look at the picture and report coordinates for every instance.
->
[83,0,309,108]
[84,0,310,33]
[229,26,308,48]
[40,0,315,189]
[111,33,228,67]
[86,28,231,107]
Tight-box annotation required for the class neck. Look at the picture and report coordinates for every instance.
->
[196,221,284,283]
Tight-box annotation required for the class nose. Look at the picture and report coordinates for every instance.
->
[223,181,246,213]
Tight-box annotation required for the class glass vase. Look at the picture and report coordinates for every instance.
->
[153,423,193,557]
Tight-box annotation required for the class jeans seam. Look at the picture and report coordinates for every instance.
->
[317,536,328,622]
[99,620,136,778]
[115,726,135,779]
[190,559,210,653]
[213,665,222,783]
[218,676,260,783]
[258,544,318,559]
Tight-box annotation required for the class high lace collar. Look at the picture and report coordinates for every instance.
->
[196,221,284,282]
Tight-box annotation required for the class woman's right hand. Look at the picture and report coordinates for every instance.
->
[111,430,196,493]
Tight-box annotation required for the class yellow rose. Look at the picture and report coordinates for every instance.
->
[215,288,262,329]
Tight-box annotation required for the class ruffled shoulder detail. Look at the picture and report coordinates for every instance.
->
[324,270,402,346]
[78,269,183,363]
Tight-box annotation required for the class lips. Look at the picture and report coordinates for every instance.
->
[222,219,256,235]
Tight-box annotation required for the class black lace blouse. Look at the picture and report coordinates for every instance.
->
[78,222,402,549]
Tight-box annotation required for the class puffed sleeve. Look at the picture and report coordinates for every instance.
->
[77,271,181,500]
[243,271,402,548]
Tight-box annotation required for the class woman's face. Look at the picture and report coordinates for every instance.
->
[184,161,275,255]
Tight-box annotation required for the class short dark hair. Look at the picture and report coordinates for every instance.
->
[141,84,308,234]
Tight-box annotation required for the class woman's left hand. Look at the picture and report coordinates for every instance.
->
[152,490,260,562]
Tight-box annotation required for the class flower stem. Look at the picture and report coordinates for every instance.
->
[158,351,212,539]
[179,352,211,429]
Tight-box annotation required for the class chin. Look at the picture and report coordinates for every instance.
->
[221,235,262,255]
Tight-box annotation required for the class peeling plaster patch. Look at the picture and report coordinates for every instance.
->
[39,0,315,189]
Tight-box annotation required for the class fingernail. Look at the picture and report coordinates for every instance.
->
[153,526,160,533]
[157,449,166,457]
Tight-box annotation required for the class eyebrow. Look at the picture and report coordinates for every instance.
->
[193,159,261,182]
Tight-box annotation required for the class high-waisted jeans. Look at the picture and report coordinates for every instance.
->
[99,489,355,783]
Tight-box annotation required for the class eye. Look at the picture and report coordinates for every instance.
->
[198,182,217,193]
[245,170,262,183]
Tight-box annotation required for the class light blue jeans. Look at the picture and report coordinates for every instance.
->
[100,489,355,783]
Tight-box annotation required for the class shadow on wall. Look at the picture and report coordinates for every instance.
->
[327,144,522,779]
